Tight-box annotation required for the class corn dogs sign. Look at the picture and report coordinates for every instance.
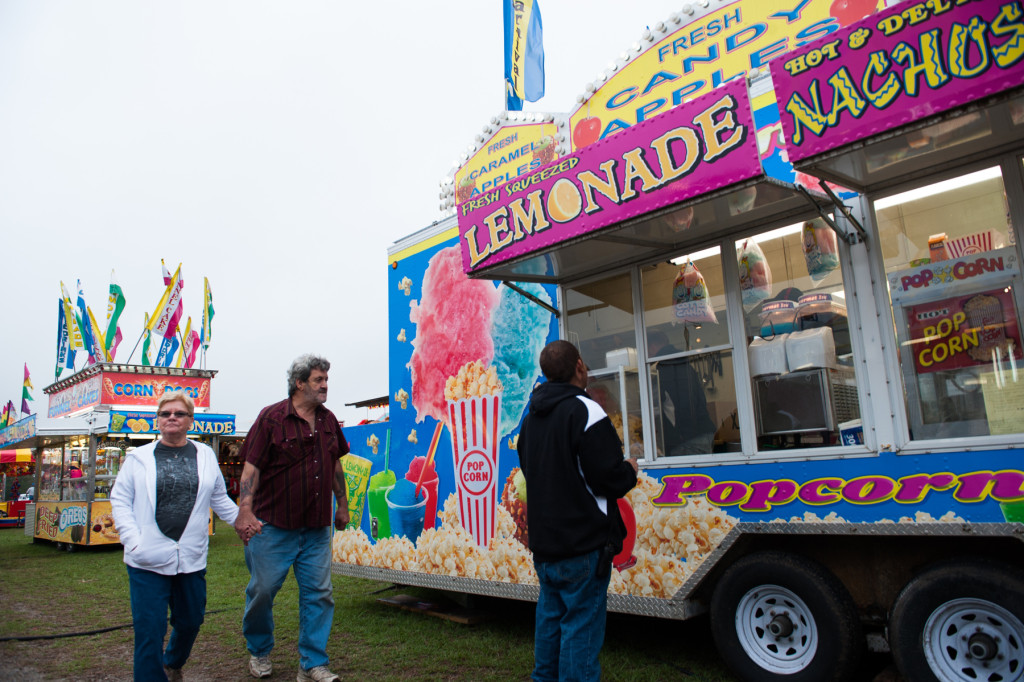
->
[458,79,762,273]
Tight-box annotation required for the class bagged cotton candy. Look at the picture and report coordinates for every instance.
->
[802,219,839,282]
[672,261,717,324]
[738,240,772,309]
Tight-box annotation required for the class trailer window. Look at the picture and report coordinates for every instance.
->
[739,220,861,450]
[565,272,642,455]
[642,247,737,456]
[877,167,1022,441]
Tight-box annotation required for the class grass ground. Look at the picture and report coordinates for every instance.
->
[0,526,738,681]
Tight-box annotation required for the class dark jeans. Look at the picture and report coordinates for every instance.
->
[126,565,206,682]
[533,549,611,682]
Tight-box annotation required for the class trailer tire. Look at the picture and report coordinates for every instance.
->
[889,558,1024,682]
[710,550,863,682]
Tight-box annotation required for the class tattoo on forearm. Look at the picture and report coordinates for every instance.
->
[240,479,255,504]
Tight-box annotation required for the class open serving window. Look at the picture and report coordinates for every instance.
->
[771,0,1024,446]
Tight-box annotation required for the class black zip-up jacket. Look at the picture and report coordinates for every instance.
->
[519,381,638,563]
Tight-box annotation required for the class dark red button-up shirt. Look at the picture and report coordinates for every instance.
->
[240,397,349,529]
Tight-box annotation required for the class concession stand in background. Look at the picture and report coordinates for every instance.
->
[0,420,36,527]
[333,1,1024,680]
[5,363,235,550]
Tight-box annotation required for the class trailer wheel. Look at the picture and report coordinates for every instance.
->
[889,558,1024,682]
[710,551,863,682]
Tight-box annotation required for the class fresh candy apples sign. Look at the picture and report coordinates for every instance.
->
[567,0,882,150]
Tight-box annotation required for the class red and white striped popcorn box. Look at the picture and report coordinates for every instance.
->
[447,393,502,548]
[947,230,1000,258]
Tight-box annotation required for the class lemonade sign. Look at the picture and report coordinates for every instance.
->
[458,78,762,274]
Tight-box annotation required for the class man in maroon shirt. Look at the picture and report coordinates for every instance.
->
[236,354,349,682]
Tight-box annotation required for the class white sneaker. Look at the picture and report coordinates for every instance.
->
[248,655,272,679]
[297,665,339,682]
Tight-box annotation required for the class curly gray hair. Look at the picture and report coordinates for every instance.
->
[287,354,331,396]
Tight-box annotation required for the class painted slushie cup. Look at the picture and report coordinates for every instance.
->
[1000,500,1024,523]
[445,360,504,548]
[367,469,396,541]
[386,478,427,544]
[406,455,439,531]
[340,454,372,531]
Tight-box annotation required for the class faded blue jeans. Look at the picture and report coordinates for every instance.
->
[126,565,206,682]
[243,524,334,671]
[532,549,611,682]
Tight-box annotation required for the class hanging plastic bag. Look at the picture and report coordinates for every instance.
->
[738,239,772,309]
[802,219,839,282]
[672,260,718,324]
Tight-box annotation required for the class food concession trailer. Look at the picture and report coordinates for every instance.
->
[333,2,1024,680]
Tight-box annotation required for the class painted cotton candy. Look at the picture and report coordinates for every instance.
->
[408,246,499,424]
[491,281,552,437]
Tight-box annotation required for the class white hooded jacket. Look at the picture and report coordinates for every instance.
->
[110,439,238,575]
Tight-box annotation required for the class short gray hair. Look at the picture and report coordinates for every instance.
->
[287,354,331,396]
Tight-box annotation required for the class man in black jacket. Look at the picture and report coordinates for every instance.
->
[519,340,638,682]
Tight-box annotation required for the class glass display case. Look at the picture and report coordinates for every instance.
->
[61,446,90,502]
[587,365,644,458]
[877,166,1022,441]
[38,447,64,502]
[93,446,124,500]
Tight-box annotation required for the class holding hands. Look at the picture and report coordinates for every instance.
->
[234,509,263,545]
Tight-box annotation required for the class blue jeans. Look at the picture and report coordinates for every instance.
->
[126,565,207,682]
[243,524,334,670]
[533,549,611,682]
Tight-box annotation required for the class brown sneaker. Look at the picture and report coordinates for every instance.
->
[248,655,272,678]
[297,665,339,682]
[165,666,183,682]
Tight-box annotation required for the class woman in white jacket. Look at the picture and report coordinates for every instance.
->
[111,391,239,682]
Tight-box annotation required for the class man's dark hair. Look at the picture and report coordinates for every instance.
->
[287,354,331,396]
[539,340,580,383]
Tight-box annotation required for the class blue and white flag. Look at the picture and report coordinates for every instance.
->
[55,299,73,378]
[155,334,180,367]
[76,280,98,364]
[503,0,545,111]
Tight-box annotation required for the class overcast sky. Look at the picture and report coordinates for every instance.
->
[0,0,688,430]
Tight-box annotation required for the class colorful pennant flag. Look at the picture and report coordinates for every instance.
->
[141,313,153,367]
[75,280,99,365]
[87,306,111,363]
[183,321,202,368]
[175,317,191,367]
[105,270,126,359]
[56,298,71,379]
[3,400,15,427]
[22,364,33,415]
[201,277,214,350]
[503,0,545,111]
[1,402,8,427]
[148,263,184,342]
[162,258,173,286]
[156,334,180,367]
[60,282,85,358]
